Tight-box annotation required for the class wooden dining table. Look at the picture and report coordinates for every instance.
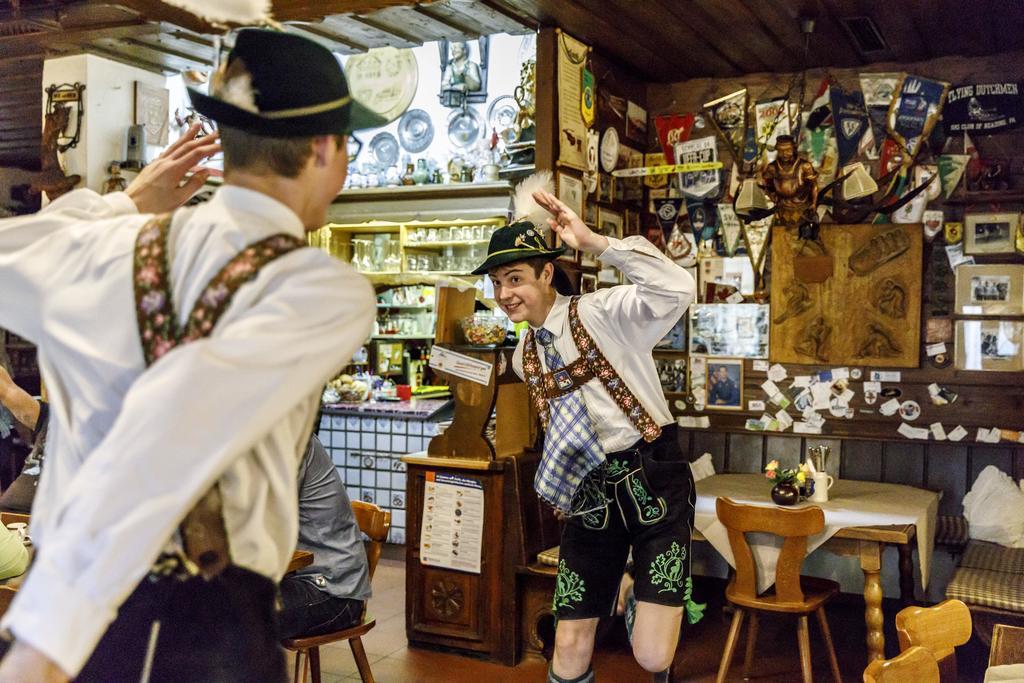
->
[694,473,939,664]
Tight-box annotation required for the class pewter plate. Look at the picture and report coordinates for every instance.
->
[369,132,400,168]
[397,108,434,153]
[447,107,484,148]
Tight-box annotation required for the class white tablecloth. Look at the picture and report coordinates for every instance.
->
[984,664,1024,682]
[694,474,939,594]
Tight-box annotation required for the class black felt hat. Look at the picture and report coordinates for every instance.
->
[188,29,387,137]
[470,220,566,275]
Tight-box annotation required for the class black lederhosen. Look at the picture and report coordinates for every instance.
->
[552,424,695,620]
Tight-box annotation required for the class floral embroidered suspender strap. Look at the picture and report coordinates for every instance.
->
[567,296,662,442]
[133,213,305,578]
[520,297,662,442]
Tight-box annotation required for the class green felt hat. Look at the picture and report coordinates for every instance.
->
[471,220,565,275]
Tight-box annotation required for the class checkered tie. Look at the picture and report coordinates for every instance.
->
[533,327,606,513]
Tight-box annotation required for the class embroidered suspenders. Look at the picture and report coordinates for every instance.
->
[522,296,662,442]
[133,213,305,578]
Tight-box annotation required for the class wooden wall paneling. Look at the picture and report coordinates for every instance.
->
[703,0,799,73]
[969,446,1014,484]
[640,0,744,78]
[883,442,926,487]
[765,434,801,469]
[925,444,969,516]
[690,430,728,472]
[726,433,764,473]
[739,0,831,69]
[533,27,557,173]
[842,440,883,481]
[320,14,417,48]
[687,0,776,74]
[366,5,469,42]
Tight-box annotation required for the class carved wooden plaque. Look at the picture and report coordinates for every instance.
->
[769,223,922,368]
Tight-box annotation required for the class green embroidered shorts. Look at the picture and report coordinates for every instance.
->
[553,427,695,620]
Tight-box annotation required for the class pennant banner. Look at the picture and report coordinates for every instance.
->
[830,86,871,165]
[674,137,721,199]
[686,199,718,243]
[944,82,1022,134]
[702,89,747,161]
[937,154,969,198]
[717,204,743,256]
[806,77,832,130]
[859,72,902,158]
[654,198,684,241]
[887,74,949,162]
[754,98,791,162]
[654,113,696,163]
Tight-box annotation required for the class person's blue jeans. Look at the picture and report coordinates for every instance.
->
[277,576,364,639]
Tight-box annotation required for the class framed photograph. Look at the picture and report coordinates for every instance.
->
[597,174,615,203]
[580,273,597,294]
[955,319,1024,371]
[598,208,623,239]
[955,264,1024,315]
[689,304,770,358]
[964,212,1020,255]
[656,358,688,393]
[625,209,642,236]
[699,256,755,296]
[555,233,579,265]
[583,201,598,228]
[656,315,687,350]
[704,358,744,410]
[557,171,584,218]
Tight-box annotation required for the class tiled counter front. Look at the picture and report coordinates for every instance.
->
[318,404,448,544]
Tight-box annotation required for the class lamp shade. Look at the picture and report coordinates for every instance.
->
[735,178,773,221]
[841,162,878,200]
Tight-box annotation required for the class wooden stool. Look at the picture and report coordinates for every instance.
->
[282,501,391,683]
[714,497,841,683]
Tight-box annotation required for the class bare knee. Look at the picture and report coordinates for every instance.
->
[632,640,674,673]
[554,619,597,676]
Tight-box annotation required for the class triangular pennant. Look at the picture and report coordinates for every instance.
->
[717,204,742,256]
[741,216,772,279]
[937,154,969,198]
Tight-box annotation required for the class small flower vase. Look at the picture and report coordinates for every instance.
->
[770,481,800,506]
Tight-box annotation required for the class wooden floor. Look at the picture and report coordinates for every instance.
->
[301,547,991,682]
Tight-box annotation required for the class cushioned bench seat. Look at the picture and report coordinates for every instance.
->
[946,540,1024,645]
[935,515,970,552]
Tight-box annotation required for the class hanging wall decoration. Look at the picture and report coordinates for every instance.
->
[674,137,720,199]
[438,37,489,107]
[556,30,589,170]
[134,82,170,146]
[830,85,873,166]
[741,216,771,289]
[30,83,86,201]
[859,72,902,158]
[686,199,718,245]
[702,89,747,162]
[769,223,922,368]
[654,113,695,162]
[347,47,418,124]
[754,98,790,163]
[943,82,1022,134]
[717,204,743,256]
[938,153,970,198]
[886,74,950,164]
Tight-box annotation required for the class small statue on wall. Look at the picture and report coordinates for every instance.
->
[102,162,127,195]
[760,135,819,235]
[28,104,81,202]
[439,38,488,108]
[795,316,830,362]
[874,278,907,319]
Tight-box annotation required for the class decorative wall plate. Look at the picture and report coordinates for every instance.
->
[447,107,483,148]
[369,132,399,168]
[397,109,434,153]
[486,95,519,133]
[345,47,419,124]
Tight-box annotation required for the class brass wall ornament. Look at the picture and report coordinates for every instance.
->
[44,82,85,152]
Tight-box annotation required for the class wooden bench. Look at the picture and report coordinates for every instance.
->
[945,540,1024,647]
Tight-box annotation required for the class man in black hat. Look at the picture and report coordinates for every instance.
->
[0,29,381,682]
[476,186,700,682]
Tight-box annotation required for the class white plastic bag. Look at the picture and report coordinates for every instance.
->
[962,466,1024,548]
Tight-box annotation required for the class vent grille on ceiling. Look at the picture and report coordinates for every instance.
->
[839,15,888,54]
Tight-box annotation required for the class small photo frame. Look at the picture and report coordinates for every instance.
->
[598,208,623,239]
[580,273,597,294]
[555,233,579,264]
[955,319,1024,371]
[597,174,615,203]
[704,358,744,410]
[699,256,756,296]
[583,202,598,228]
[689,304,770,358]
[557,171,585,219]
[964,212,1020,255]
[625,209,642,236]
[955,264,1024,315]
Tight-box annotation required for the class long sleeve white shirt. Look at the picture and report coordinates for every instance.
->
[0,186,374,676]
[513,236,696,453]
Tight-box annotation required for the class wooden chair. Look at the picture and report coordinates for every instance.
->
[989,623,1024,667]
[714,497,841,683]
[0,585,17,619]
[895,598,972,681]
[282,501,391,683]
[863,645,940,682]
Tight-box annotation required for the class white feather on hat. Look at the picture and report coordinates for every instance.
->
[162,0,270,25]
[512,171,554,230]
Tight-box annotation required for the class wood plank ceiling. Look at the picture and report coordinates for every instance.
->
[2,0,1023,169]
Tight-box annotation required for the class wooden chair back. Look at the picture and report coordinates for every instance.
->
[989,623,1024,668]
[0,513,30,527]
[863,645,940,682]
[896,599,972,681]
[351,500,391,582]
[716,497,824,604]
[0,586,17,619]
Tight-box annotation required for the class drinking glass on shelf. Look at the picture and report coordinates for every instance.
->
[472,225,484,241]
[383,240,401,272]
[438,227,451,242]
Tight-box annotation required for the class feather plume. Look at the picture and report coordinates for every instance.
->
[512,171,554,229]
[162,0,270,26]
[218,72,259,114]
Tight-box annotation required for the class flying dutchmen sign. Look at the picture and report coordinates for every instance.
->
[944,82,1023,134]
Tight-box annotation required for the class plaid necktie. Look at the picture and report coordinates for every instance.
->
[533,327,606,514]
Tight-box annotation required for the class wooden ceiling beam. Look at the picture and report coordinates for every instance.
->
[0,20,158,50]
[476,0,538,30]
[684,0,773,73]
[347,13,423,46]
[85,43,176,74]
[412,5,480,38]
[284,22,369,52]
[124,36,215,67]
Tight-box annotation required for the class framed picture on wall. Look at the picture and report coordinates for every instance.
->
[955,319,1024,371]
[557,171,584,219]
[704,358,744,410]
[598,208,623,239]
[689,304,770,358]
[964,212,1020,255]
[580,273,597,294]
[955,264,1024,315]
[597,174,615,203]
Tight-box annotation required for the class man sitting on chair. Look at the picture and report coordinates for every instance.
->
[278,434,371,639]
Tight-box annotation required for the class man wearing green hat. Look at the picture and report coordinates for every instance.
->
[0,29,380,681]
[477,183,700,682]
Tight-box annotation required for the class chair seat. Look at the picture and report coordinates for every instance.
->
[726,575,840,613]
[282,616,377,651]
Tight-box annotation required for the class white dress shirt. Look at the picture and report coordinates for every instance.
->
[0,186,374,676]
[513,236,695,453]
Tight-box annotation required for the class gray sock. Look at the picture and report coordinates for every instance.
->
[548,665,595,683]
[651,669,670,683]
